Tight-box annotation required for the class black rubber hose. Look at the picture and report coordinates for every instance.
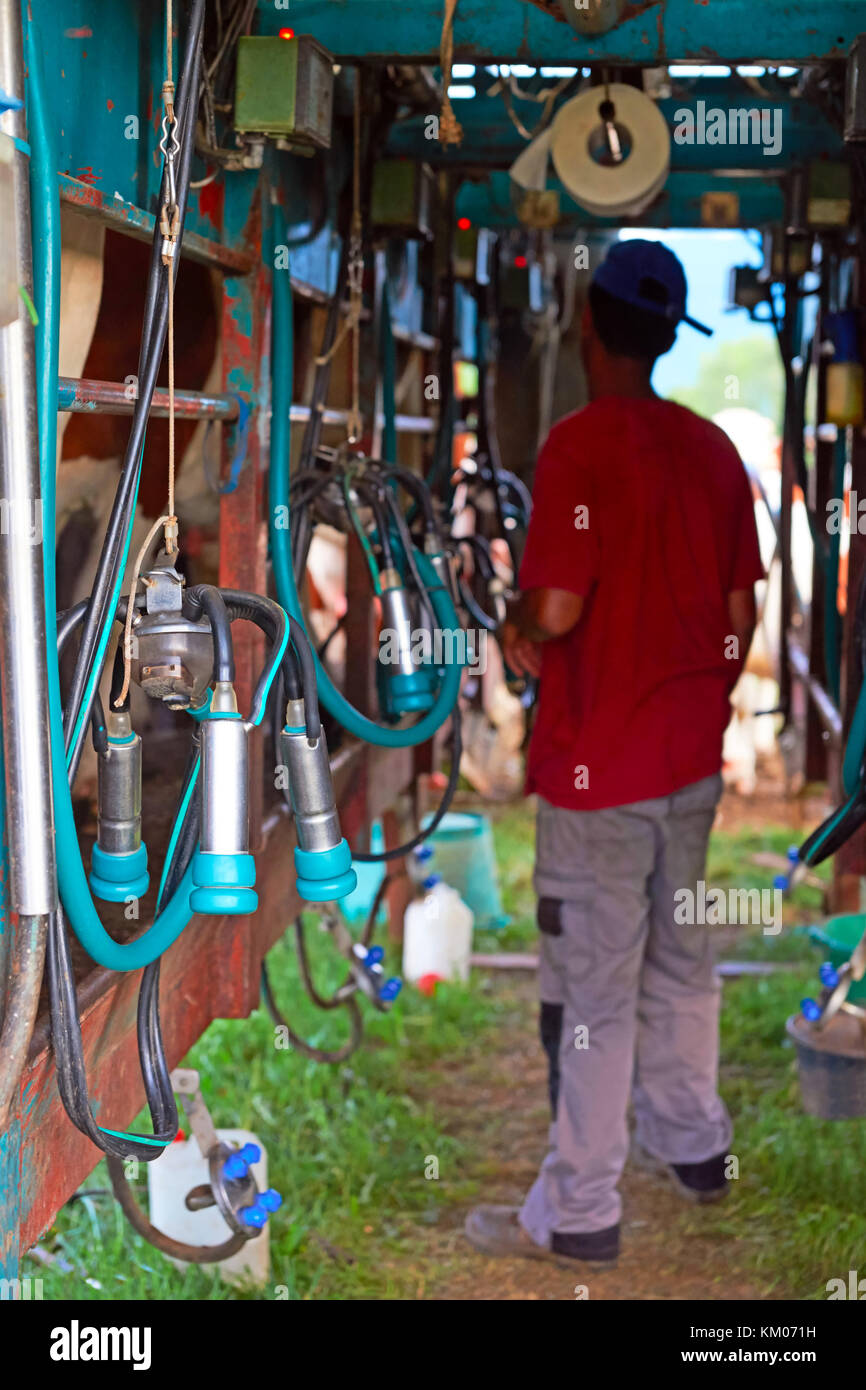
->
[219,588,320,739]
[49,608,200,1158]
[105,1155,247,1263]
[382,467,437,532]
[352,704,462,863]
[223,597,302,705]
[260,957,363,1064]
[353,477,394,572]
[136,738,202,1140]
[380,484,437,630]
[57,601,111,752]
[801,797,866,868]
[184,584,235,685]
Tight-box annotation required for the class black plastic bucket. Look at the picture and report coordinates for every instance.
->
[786,1013,866,1120]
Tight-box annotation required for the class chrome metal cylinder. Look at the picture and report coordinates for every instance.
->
[97,726,143,856]
[200,717,250,855]
[0,2,57,915]
[424,538,459,605]
[281,700,342,853]
[379,570,419,678]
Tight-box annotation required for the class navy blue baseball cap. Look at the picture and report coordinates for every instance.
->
[592,239,713,337]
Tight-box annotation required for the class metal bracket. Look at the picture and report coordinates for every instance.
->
[170,1067,218,1159]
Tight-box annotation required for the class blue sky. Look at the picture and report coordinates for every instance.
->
[619,228,775,395]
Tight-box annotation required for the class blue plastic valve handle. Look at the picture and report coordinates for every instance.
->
[801,998,822,1022]
[366,946,384,966]
[223,1153,248,1181]
[819,963,840,989]
[787,846,800,864]
[772,874,789,892]
[259,1189,282,1212]
[240,1142,262,1165]
[239,1204,268,1229]
[380,978,403,1003]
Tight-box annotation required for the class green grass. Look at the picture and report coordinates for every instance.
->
[25,923,513,1301]
[24,801,866,1300]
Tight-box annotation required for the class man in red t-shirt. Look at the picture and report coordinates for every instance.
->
[465,240,764,1270]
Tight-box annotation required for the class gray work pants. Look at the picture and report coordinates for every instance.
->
[520,774,732,1241]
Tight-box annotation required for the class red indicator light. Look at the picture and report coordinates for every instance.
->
[514,254,528,268]
[279,28,295,40]
[457,217,472,231]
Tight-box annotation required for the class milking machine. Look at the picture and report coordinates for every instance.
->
[8,0,527,1266]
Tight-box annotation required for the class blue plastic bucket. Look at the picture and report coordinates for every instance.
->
[342,820,388,927]
[421,810,508,929]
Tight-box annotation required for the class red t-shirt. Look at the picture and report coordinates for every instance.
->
[519,396,765,811]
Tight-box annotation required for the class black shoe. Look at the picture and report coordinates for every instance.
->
[552,1222,620,1266]
[464,1207,618,1269]
[631,1141,729,1204]
[670,1152,729,1203]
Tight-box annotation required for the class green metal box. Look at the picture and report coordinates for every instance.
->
[371,160,435,239]
[807,161,851,228]
[234,35,334,149]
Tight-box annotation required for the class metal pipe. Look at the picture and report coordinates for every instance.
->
[788,639,843,745]
[55,379,435,433]
[57,377,241,421]
[0,0,56,916]
[290,405,436,433]
[0,914,46,1130]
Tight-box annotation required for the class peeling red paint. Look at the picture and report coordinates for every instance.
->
[71,167,101,187]
[197,176,224,231]
[106,99,114,112]
[64,27,92,38]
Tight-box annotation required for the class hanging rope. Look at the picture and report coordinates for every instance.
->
[439,0,463,147]
[114,514,172,708]
[490,69,574,141]
[159,0,180,555]
[114,0,180,706]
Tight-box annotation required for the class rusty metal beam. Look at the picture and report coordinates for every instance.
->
[59,175,256,277]
[265,0,863,65]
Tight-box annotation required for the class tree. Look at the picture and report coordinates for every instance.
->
[668,333,784,429]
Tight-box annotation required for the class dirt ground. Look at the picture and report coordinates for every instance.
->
[387,766,822,1301]
[387,972,767,1302]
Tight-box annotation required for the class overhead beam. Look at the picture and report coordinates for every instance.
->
[388,88,842,170]
[263,0,863,65]
[455,169,786,229]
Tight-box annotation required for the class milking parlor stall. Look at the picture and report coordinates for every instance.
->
[0,0,865,1339]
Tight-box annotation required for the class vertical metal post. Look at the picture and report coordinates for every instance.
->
[806,263,834,786]
[0,2,56,916]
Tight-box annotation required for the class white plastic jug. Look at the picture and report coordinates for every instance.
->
[146,1128,271,1287]
[402,874,474,985]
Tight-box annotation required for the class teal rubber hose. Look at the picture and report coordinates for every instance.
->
[843,680,866,798]
[29,32,196,971]
[268,205,462,748]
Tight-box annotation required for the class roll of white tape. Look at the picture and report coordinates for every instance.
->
[550,84,671,218]
[509,126,553,193]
